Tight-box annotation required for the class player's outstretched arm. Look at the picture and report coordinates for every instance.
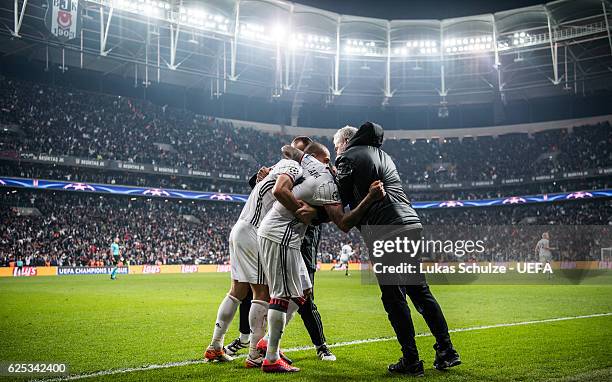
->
[320,180,386,233]
[281,145,304,163]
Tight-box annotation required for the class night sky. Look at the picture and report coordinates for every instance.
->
[293,0,549,19]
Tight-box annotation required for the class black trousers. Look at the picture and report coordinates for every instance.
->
[298,271,327,347]
[238,271,327,347]
[380,283,452,362]
[369,226,453,362]
[239,289,253,336]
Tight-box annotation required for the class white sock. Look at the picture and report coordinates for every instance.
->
[210,294,240,350]
[248,300,269,358]
[239,332,250,344]
[259,300,299,349]
[265,308,286,362]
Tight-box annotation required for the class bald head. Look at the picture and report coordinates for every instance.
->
[291,136,313,151]
[304,142,331,164]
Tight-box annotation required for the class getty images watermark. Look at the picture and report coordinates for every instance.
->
[359,225,612,285]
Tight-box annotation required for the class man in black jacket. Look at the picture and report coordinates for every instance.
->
[334,122,460,376]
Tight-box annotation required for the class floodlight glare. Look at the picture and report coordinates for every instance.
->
[271,25,286,41]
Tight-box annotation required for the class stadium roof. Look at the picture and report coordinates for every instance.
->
[1,0,611,109]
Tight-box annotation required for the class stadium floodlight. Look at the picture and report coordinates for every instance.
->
[111,0,169,17]
[393,47,409,56]
[271,24,286,42]
[443,35,494,55]
[143,7,158,17]
[240,22,272,42]
[419,47,437,55]
[176,6,228,33]
[397,40,438,56]
[512,31,531,45]
[344,39,377,55]
[290,33,333,51]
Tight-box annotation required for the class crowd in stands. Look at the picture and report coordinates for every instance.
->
[1,77,611,187]
[421,200,611,262]
[384,124,612,183]
[0,191,239,268]
[0,78,279,179]
[1,189,609,268]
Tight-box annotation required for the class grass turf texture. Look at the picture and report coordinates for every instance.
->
[1,271,611,381]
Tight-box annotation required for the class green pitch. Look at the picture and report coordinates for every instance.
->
[1,272,611,381]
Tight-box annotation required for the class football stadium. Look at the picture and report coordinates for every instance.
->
[0,0,611,380]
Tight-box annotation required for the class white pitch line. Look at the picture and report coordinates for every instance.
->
[32,312,612,382]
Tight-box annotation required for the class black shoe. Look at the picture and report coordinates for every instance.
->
[433,344,461,370]
[316,344,337,361]
[223,337,249,356]
[388,358,424,377]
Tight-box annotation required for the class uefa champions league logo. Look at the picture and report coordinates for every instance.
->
[63,183,95,191]
[566,191,593,199]
[502,196,527,204]
[439,200,464,208]
[143,188,170,197]
[210,193,233,201]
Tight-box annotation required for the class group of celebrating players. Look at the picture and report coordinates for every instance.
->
[203,135,386,372]
[108,122,461,376]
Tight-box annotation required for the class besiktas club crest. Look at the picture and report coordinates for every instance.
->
[45,0,81,42]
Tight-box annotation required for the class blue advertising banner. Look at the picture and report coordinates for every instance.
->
[0,177,247,203]
[0,177,610,209]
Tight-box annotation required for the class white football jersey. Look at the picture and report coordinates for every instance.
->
[536,238,551,257]
[258,154,340,250]
[238,159,303,228]
[340,244,353,262]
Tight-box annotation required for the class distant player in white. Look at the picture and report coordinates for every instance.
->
[257,142,386,373]
[205,158,309,365]
[331,243,353,275]
[339,244,353,276]
[535,232,555,263]
[535,232,556,280]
